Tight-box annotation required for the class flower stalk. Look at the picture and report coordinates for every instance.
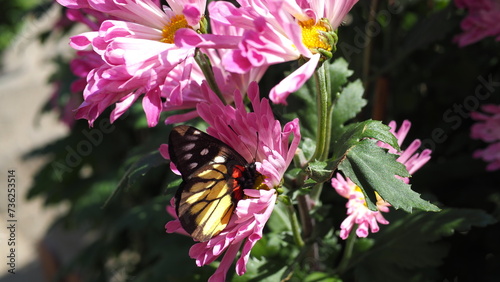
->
[310,62,333,203]
[287,204,305,247]
[336,225,358,274]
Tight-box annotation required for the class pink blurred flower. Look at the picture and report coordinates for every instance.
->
[454,0,500,47]
[331,120,432,239]
[163,82,300,281]
[178,0,358,104]
[48,82,82,128]
[471,104,500,171]
[48,4,109,128]
[56,0,207,127]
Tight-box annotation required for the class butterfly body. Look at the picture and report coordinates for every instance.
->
[168,125,260,242]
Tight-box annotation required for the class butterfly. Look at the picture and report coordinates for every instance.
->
[168,125,262,242]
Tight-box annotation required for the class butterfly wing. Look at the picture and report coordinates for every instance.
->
[168,125,250,242]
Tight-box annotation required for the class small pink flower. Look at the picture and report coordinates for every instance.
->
[57,0,207,127]
[163,82,300,281]
[473,142,500,171]
[471,104,500,142]
[331,120,432,239]
[454,0,500,47]
[471,104,500,171]
[331,174,390,239]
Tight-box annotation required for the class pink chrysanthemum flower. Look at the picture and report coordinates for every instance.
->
[70,50,104,93]
[162,82,300,281]
[48,5,109,128]
[178,0,358,104]
[454,0,500,47]
[471,104,500,171]
[331,120,432,239]
[56,0,207,127]
[163,6,269,124]
[162,47,268,124]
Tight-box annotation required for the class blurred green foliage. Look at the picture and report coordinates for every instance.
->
[0,0,46,58]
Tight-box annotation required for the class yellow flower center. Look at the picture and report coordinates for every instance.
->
[253,174,270,190]
[161,15,191,44]
[298,19,332,52]
[354,186,386,208]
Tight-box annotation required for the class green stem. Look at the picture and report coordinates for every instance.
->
[310,62,330,162]
[310,62,332,202]
[194,49,226,105]
[297,195,314,239]
[287,204,305,247]
[336,226,357,275]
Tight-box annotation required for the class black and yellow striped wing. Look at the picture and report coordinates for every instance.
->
[168,125,258,242]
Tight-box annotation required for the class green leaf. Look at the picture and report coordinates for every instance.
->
[339,140,438,212]
[304,272,342,282]
[113,196,169,232]
[329,120,437,212]
[103,151,167,207]
[306,159,341,185]
[352,208,497,282]
[331,79,367,129]
[328,57,354,96]
[232,256,287,282]
[307,120,399,186]
[333,120,401,157]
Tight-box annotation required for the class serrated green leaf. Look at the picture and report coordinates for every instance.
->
[307,159,338,184]
[352,208,496,282]
[331,79,366,129]
[308,120,401,188]
[333,120,400,157]
[338,140,438,212]
[328,57,354,95]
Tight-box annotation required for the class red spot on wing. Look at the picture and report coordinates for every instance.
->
[232,165,245,201]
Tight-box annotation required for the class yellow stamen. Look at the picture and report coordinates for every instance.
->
[298,19,332,52]
[161,15,190,44]
[253,174,269,190]
[354,186,386,207]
